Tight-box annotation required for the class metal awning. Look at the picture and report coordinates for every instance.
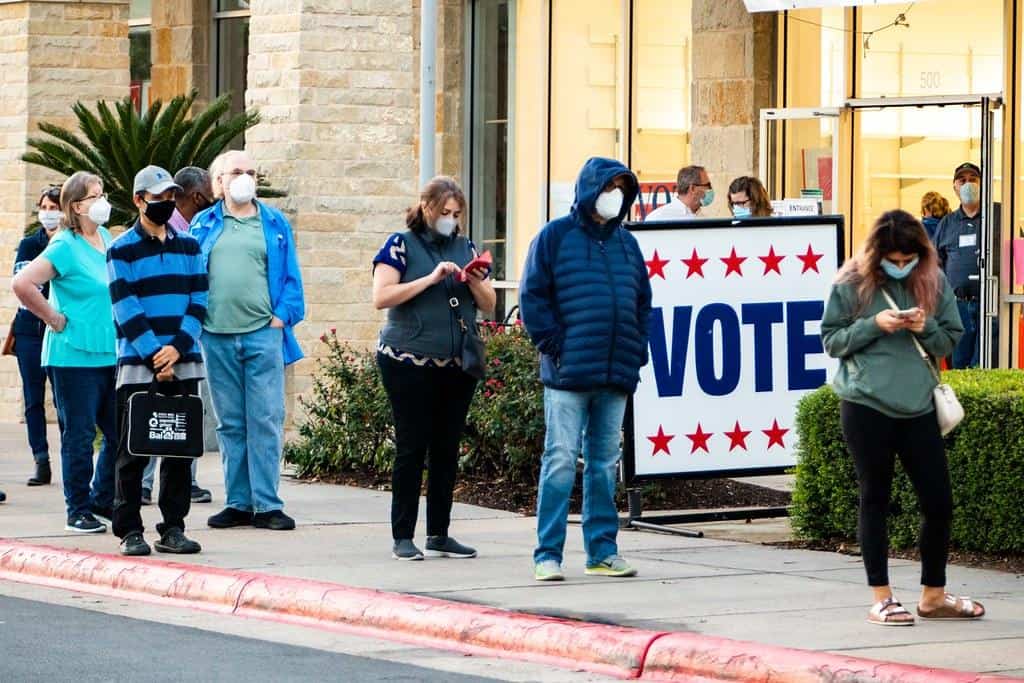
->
[744,0,911,11]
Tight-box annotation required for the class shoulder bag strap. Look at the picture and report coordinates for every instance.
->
[412,233,469,335]
[879,288,941,384]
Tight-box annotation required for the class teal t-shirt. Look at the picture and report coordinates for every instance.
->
[41,227,116,368]
[204,214,273,334]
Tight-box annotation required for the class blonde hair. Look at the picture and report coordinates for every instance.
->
[208,152,231,199]
[60,171,102,233]
[921,191,951,220]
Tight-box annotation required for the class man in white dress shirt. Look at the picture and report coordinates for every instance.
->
[644,165,713,221]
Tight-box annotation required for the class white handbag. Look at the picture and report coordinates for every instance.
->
[881,290,964,436]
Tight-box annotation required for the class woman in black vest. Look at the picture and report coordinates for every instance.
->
[12,186,63,487]
[372,176,496,561]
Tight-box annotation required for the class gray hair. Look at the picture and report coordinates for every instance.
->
[174,166,212,196]
[676,165,706,195]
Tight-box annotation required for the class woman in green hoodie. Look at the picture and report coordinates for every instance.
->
[822,209,984,626]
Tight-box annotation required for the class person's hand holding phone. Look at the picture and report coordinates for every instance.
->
[897,307,926,333]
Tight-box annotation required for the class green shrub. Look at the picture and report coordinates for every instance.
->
[791,370,1024,553]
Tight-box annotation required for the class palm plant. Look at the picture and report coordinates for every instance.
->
[22,90,268,227]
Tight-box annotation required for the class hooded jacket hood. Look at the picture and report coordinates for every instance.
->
[570,157,639,238]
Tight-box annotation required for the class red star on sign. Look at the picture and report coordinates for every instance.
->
[645,250,671,280]
[647,425,674,456]
[797,244,824,274]
[681,248,708,279]
[763,419,789,449]
[720,247,746,277]
[758,246,785,276]
[724,421,751,452]
[686,423,713,453]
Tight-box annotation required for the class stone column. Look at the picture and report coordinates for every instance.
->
[150,0,210,107]
[246,0,420,416]
[690,0,775,209]
[0,0,128,422]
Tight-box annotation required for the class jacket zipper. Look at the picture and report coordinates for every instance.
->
[599,239,618,385]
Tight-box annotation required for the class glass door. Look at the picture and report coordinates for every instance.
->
[758,107,841,214]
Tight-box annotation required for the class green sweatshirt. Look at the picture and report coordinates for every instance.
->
[821,273,963,418]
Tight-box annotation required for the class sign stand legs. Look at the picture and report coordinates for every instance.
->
[623,487,790,537]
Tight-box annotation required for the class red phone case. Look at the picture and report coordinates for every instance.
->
[458,250,493,282]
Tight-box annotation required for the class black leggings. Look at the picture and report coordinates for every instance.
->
[377,354,477,540]
[840,400,953,587]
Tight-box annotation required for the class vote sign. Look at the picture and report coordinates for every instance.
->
[624,216,844,481]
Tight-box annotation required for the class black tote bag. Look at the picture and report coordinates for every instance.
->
[126,379,204,459]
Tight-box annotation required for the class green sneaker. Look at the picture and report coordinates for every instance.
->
[585,555,637,577]
[534,560,565,581]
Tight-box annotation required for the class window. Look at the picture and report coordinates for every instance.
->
[129,0,152,113]
[214,0,250,146]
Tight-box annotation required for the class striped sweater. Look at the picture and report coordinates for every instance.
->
[106,223,208,369]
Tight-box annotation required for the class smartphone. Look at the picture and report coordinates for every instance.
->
[457,250,493,282]
[895,308,918,319]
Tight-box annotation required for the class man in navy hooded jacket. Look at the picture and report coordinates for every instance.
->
[520,157,652,581]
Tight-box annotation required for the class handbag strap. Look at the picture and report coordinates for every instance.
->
[879,289,942,384]
[413,232,470,336]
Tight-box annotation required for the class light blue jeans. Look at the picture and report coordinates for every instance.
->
[534,387,627,566]
[201,326,286,513]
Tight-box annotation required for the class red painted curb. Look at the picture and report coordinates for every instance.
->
[0,540,1019,682]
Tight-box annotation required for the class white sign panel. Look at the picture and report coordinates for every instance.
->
[744,0,908,11]
[771,199,821,217]
[626,218,842,479]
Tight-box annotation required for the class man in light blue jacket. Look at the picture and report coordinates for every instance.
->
[191,150,305,531]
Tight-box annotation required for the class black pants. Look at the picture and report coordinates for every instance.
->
[377,354,477,541]
[112,380,197,539]
[840,400,953,587]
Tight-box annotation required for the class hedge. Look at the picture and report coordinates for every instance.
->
[791,370,1024,553]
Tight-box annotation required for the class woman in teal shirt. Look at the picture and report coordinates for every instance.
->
[13,171,118,533]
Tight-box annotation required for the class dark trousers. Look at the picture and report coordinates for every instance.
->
[112,379,197,538]
[14,334,50,462]
[377,353,477,540]
[840,400,953,587]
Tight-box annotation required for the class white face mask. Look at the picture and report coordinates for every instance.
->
[228,173,257,205]
[38,209,62,231]
[595,187,624,220]
[434,215,457,237]
[87,196,111,225]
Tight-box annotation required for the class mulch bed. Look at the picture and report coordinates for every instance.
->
[771,539,1024,576]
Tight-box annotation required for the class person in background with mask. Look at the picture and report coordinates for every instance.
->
[727,176,773,218]
[139,165,215,507]
[372,176,495,561]
[822,209,980,626]
[12,186,63,487]
[932,162,985,368]
[520,157,652,582]
[107,165,207,556]
[644,165,713,220]
[920,191,951,244]
[12,171,117,533]
[192,150,305,532]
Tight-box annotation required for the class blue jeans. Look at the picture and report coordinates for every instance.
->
[534,387,627,566]
[952,299,979,369]
[49,366,117,518]
[201,326,285,513]
[14,334,51,463]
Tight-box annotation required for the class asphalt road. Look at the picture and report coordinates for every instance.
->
[0,595,500,683]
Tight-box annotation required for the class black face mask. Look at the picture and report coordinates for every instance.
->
[144,199,176,225]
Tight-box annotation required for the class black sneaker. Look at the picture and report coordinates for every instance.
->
[27,461,51,486]
[154,527,201,554]
[120,532,151,556]
[65,513,105,533]
[425,536,477,559]
[89,504,113,524]
[392,539,424,561]
[207,507,254,529]
[0,489,5,503]
[190,485,212,504]
[140,488,153,506]
[252,510,295,531]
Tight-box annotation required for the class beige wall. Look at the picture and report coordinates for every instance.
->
[150,0,209,107]
[0,0,129,423]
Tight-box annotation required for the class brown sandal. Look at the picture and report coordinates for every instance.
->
[917,594,985,620]
[868,597,915,626]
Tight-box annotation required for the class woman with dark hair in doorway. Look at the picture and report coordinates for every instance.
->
[822,209,983,626]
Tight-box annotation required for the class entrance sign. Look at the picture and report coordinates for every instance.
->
[771,199,821,216]
[744,0,908,11]
[624,216,844,482]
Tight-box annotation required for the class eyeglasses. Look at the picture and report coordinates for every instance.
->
[80,193,107,202]
[731,199,752,207]
[694,183,713,190]
[224,169,257,178]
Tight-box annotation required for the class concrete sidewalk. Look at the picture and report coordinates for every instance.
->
[0,424,1021,679]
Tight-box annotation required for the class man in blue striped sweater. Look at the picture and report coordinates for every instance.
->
[107,165,208,556]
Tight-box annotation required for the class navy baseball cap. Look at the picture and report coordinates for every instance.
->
[953,162,981,180]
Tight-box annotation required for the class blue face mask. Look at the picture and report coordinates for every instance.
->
[731,205,751,218]
[881,256,919,280]
[700,189,716,208]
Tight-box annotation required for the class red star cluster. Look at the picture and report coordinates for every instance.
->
[646,419,790,456]
[644,244,824,280]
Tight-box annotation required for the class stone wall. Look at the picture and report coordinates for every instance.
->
[690,0,775,200]
[0,0,129,423]
[150,0,209,107]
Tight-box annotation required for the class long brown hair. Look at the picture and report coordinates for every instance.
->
[406,175,467,234]
[727,176,772,216]
[836,209,941,314]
